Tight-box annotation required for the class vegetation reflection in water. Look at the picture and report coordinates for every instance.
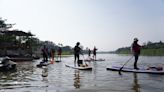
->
[73,70,80,89]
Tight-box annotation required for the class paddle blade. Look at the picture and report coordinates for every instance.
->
[118,67,123,75]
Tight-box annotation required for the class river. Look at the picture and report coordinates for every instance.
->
[0,54,164,92]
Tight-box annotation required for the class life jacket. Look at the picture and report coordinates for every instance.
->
[74,46,80,54]
[132,42,141,54]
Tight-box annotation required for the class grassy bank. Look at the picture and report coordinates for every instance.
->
[116,48,164,56]
[141,48,164,56]
[61,51,73,55]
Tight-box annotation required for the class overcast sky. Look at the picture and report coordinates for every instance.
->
[0,0,164,51]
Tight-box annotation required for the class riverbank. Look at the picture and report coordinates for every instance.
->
[115,41,164,56]
[115,48,164,56]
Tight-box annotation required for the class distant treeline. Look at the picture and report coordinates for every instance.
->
[115,41,164,56]
[0,17,97,56]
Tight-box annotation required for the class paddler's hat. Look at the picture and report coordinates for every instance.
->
[134,38,138,41]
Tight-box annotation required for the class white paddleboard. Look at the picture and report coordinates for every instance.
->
[65,64,92,70]
[84,58,105,62]
[107,66,164,74]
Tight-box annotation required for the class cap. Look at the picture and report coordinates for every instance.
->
[134,38,138,41]
[76,42,80,45]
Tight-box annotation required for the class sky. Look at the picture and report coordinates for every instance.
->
[0,0,164,51]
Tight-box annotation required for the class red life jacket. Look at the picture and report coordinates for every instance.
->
[132,42,141,54]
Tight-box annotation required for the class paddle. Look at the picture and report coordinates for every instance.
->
[119,56,133,75]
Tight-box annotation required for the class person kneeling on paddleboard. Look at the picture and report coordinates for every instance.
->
[147,66,163,71]
[131,38,141,70]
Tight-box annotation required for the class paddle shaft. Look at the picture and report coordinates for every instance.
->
[82,54,88,65]
[119,56,133,75]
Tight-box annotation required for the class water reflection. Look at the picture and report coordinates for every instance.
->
[0,72,15,81]
[42,66,48,77]
[41,65,49,92]
[42,75,48,82]
[42,77,49,92]
[0,54,164,92]
[0,61,35,82]
[73,70,80,88]
[132,73,140,92]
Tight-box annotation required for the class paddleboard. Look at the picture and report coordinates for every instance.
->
[107,66,164,74]
[65,64,92,70]
[84,58,105,62]
[36,61,51,68]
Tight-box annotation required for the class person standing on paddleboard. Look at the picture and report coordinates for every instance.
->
[88,49,91,58]
[93,46,97,61]
[74,42,81,66]
[42,45,48,62]
[131,38,141,70]
[50,48,55,63]
[57,47,62,61]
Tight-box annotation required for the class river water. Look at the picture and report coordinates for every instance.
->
[0,54,164,92]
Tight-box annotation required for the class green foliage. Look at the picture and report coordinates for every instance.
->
[141,48,164,56]
[0,19,6,28]
[62,51,73,55]
[115,41,164,56]
[0,35,16,42]
[0,17,75,56]
[115,47,131,54]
